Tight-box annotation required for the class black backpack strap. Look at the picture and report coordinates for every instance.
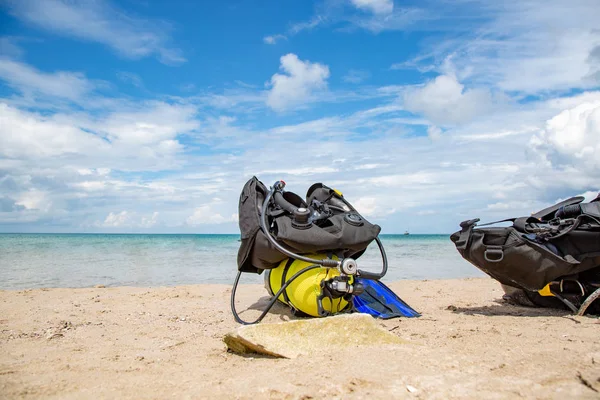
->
[477,218,516,227]
[472,216,539,233]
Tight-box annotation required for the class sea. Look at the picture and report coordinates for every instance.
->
[0,233,483,290]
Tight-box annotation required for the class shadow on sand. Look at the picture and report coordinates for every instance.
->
[236,295,306,323]
[451,298,573,318]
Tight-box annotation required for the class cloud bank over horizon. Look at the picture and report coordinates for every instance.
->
[0,0,599,234]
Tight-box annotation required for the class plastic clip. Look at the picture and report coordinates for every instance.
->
[455,218,480,250]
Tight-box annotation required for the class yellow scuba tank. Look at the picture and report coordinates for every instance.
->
[264,254,352,317]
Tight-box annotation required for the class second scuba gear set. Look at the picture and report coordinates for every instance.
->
[451,195,600,315]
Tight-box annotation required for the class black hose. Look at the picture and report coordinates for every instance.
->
[556,204,582,219]
[273,191,298,214]
[230,264,322,325]
[357,236,388,280]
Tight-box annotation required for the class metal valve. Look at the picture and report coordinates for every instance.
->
[341,258,358,275]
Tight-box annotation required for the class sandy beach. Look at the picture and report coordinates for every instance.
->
[1,277,599,399]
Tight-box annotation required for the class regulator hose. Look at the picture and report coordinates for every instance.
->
[335,193,388,280]
[230,264,322,325]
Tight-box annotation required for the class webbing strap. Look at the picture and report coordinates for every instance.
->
[477,218,516,227]
[477,216,537,232]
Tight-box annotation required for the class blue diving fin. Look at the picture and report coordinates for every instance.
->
[353,278,420,319]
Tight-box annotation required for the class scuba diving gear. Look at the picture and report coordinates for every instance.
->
[450,194,600,315]
[232,177,417,324]
[353,278,421,319]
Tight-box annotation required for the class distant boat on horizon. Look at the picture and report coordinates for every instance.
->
[404,230,410,235]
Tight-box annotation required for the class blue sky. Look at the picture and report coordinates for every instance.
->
[0,0,599,234]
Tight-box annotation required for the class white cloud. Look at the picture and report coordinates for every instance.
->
[350,7,427,33]
[403,74,492,126]
[353,197,396,218]
[285,1,425,35]
[96,101,199,146]
[588,45,600,83]
[427,125,442,140]
[350,0,393,15]
[0,37,23,58]
[116,71,143,88]
[289,16,326,35]
[416,210,437,216]
[2,34,600,236]
[266,53,330,111]
[530,101,600,172]
[186,205,237,225]
[74,181,106,191]
[99,211,158,228]
[140,212,159,228]
[5,0,185,65]
[342,69,370,84]
[263,34,287,45]
[256,166,338,176]
[400,1,600,94]
[0,103,108,158]
[0,58,95,101]
[581,191,600,202]
[2,90,599,233]
[102,211,131,227]
[77,168,111,176]
[487,201,531,211]
[15,189,51,211]
[0,100,198,171]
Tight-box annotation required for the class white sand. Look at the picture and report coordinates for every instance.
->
[1,278,599,399]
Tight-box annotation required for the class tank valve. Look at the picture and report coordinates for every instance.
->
[341,258,358,275]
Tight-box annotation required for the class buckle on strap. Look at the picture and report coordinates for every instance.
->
[484,246,504,262]
[455,218,480,250]
[513,216,540,233]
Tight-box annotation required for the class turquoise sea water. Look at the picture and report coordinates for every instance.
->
[0,234,483,290]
